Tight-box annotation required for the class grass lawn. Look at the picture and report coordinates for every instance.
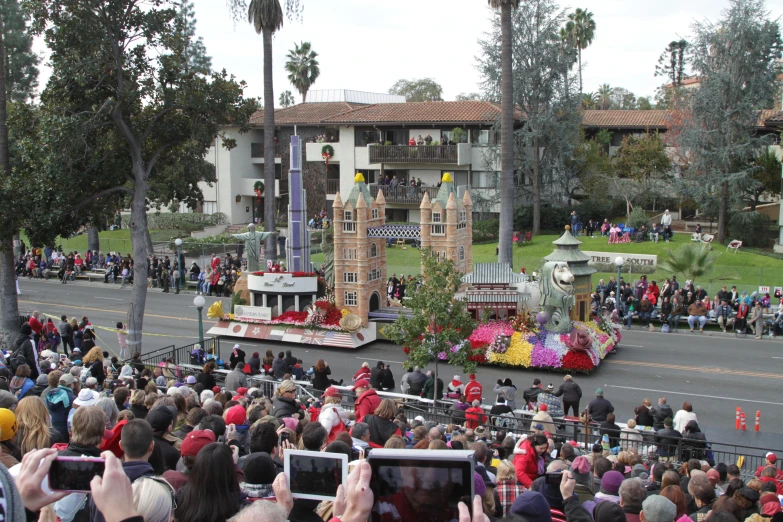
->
[22,229,187,255]
[313,232,783,296]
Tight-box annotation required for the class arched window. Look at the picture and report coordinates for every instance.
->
[370,243,378,258]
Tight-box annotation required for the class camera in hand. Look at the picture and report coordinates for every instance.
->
[49,457,106,492]
[367,449,475,522]
[545,471,562,486]
[284,450,348,501]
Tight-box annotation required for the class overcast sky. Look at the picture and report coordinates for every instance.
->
[35,0,783,106]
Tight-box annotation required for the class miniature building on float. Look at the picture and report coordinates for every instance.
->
[419,173,473,274]
[332,173,388,326]
[460,263,531,321]
[544,226,596,322]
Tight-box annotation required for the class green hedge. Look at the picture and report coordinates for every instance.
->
[728,211,773,248]
[143,212,227,231]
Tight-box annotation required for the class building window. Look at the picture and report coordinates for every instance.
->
[343,272,358,283]
[343,249,358,260]
[202,201,217,215]
[457,210,467,230]
[344,210,353,221]
[370,243,378,258]
[432,212,442,223]
[368,268,381,281]
[343,210,356,233]
[459,246,465,261]
[344,291,358,306]
[371,208,379,219]
[471,172,500,188]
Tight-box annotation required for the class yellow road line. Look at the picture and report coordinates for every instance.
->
[605,359,783,380]
[19,299,198,322]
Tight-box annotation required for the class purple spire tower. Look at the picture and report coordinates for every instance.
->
[285,135,311,272]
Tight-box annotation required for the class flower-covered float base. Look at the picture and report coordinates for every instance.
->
[466,314,621,374]
[206,298,377,349]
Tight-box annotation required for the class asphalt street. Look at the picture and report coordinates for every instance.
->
[16,277,783,444]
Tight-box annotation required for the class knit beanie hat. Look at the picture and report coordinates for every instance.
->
[600,470,625,495]
[570,456,592,486]
[511,491,552,522]
[594,500,627,522]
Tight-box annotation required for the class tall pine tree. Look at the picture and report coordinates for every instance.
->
[176,0,212,77]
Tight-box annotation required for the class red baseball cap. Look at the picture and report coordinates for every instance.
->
[351,379,369,391]
[236,387,249,397]
[766,452,777,464]
[321,386,341,398]
[212,386,221,394]
[225,404,247,426]
[181,429,216,457]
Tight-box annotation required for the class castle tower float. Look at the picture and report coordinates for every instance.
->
[419,173,472,274]
[333,173,387,325]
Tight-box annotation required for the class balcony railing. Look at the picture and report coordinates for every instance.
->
[369,184,439,204]
[251,142,282,158]
[369,144,458,164]
[326,179,340,195]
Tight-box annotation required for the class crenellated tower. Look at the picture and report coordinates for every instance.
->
[419,173,472,274]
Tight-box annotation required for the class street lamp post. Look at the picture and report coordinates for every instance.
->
[194,295,206,345]
[615,256,624,290]
[174,238,185,285]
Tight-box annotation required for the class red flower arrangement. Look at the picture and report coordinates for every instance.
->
[468,340,488,364]
[276,311,309,323]
[561,350,595,372]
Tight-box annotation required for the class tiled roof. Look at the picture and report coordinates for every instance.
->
[462,263,527,285]
[581,110,674,129]
[759,109,783,127]
[322,101,523,124]
[248,102,361,125]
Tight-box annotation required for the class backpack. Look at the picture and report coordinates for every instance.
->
[8,346,28,374]
[495,412,519,430]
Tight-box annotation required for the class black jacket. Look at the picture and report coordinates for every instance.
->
[553,381,582,403]
[14,334,39,379]
[248,356,261,374]
[587,397,614,422]
[154,435,180,472]
[634,405,654,427]
[195,371,216,391]
[407,370,427,395]
[284,355,298,371]
[380,368,395,390]
[369,366,384,389]
[522,386,542,404]
[312,367,332,392]
[656,427,682,457]
[272,358,288,378]
[651,403,674,430]
[599,421,622,448]
[271,396,301,419]
[130,404,148,420]
[364,414,401,447]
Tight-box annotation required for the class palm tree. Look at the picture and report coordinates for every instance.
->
[581,92,598,109]
[248,0,284,261]
[658,243,717,288]
[597,83,614,110]
[488,0,519,264]
[563,8,596,94]
[285,41,319,103]
[279,90,295,107]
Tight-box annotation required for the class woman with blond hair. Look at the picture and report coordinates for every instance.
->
[130,389,148,419]
[271,380,301,420]
[82,345,107,388]
[363,399,402,448]
[16,396,65,456]
[133,476,176,522]
[495,459,525,514]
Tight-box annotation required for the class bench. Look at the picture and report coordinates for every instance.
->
[727,240,742,253]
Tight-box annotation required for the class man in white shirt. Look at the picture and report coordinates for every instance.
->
[660,210,673,242]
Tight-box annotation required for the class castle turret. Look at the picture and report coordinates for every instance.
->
[422,173,472,273]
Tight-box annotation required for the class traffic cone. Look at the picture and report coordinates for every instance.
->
[740,411,747,431]
[736,407,741,430]
[755,411,760,432]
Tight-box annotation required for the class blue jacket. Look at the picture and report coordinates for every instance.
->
[45,386,76,441]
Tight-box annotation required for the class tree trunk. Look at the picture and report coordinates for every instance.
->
[717,181,728,244]
[262,27,277,263]
[144,227,155,257]
[498,2,514,266]
[87,226,100,252]
[127,178,150,356]
[0,12,18,348]
[532,140,541,235]
[302,89,306,103]
[578,48,583,94]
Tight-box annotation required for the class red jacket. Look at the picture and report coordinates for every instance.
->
[465,380,483,403]
[353,367,371,382]
[354,389,381,422]
[29,317,43,335]
[514,438,542,488]
[465,407,487,429]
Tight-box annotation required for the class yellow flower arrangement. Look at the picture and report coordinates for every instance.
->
[341,309,350,317]
[488,332,532,367]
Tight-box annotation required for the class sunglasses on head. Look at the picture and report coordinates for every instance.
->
[137,476,177,511]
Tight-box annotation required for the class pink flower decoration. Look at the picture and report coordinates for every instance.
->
[531,343,562,368]
[437,351,448,361]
